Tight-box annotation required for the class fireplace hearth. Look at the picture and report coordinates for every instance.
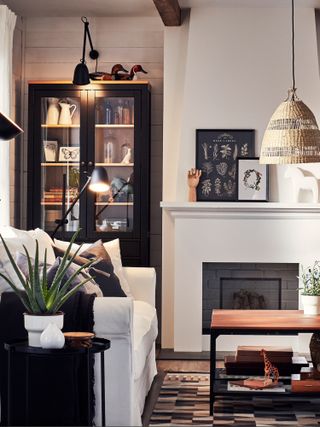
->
[203,262,299,333]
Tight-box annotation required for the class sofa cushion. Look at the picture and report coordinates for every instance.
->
[54,238,132,297]
[133,300,158,380]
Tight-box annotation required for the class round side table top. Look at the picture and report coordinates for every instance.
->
[4,337,110,355]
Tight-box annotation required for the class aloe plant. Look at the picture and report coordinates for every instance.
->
[0,230,94,315]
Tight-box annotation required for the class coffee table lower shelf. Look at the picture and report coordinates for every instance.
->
[213,369,315,397]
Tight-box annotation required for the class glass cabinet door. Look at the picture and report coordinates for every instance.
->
[93,95,135,233]
[40,95,81,233]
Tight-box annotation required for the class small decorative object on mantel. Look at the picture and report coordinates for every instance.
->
[196,129,254,201]
[64,332,95,348]
[299,262,320,315]
[285,166,319,203]
[187,168,202,202]
[237,157,269,201]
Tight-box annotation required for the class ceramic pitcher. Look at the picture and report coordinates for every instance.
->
[46,98,60,125]
[58,102,77,125]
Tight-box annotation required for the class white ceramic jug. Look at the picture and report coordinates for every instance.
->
[58,102,77,125]
[40,323,65,349]
[46,98,60,125]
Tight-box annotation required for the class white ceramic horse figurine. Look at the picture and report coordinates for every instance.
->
[285,167,319,203]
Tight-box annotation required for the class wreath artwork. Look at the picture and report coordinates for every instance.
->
[243,169,262,191]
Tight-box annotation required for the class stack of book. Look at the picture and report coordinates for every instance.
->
[225,346,308,376]
[42,188,78,204]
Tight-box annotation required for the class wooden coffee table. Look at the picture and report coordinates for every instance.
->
[210,310,320,415]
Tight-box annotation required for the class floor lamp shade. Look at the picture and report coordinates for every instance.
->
[0,112,23,141]
[260,98,320,164]
[88,167,110,192]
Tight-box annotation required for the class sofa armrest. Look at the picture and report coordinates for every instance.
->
[123,267,156,306]
[93,297,135,426]
[93,297,133,336]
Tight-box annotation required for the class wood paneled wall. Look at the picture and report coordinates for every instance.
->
[17,16,163,328]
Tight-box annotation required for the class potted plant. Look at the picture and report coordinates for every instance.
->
[299,262,320,315]
[0,230,94,347]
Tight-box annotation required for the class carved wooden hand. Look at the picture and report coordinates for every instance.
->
[187,168,202,202]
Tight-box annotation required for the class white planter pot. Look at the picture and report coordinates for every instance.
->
[301,295,320,315]
[24,313,64,347]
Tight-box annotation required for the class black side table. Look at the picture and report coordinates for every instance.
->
[5,337,110,426]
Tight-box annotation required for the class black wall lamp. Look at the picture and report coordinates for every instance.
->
[73,16,99,85]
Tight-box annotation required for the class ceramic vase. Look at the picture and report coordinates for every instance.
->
[24,312,64,347]
[46,98,60,125]
[301,295,320,315]
[310,332,320,369]
[40,323,65,349]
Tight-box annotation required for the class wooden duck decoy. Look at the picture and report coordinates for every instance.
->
[101,64,128,80]
[118,65,148,81]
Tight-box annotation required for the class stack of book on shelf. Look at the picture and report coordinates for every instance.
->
[42,188,78,204]
[224,346,308,376]
[291,366,320,392]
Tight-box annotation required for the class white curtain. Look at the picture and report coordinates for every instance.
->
[0,5,16,226]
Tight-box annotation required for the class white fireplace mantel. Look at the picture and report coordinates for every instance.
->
[161,201,320,352]
[161,202,320,219]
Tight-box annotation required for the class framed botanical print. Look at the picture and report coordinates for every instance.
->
[196,129,255,201]
[237,157,269,201]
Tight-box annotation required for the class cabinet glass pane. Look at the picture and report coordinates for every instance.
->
[94,96,134,233]
[40,96,81,232]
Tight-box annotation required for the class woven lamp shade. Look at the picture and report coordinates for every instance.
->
[260,98,320,164]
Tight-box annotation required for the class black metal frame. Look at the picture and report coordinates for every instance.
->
[5,337,110,426]
[209,327,320,416]
[27,82,151,266]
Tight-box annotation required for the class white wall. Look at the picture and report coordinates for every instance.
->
[162,6,320,348]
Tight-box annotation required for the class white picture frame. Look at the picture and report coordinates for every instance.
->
[58,146,80,162]
[237,157,269,201]
[43,140,58,162]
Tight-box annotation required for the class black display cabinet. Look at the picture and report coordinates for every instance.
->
[27,82,151,266]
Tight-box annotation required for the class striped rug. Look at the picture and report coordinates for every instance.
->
[150,372,320,426]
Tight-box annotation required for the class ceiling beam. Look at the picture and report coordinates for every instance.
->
[153,0,181,26]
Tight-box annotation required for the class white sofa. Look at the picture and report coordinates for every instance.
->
[94,267,158,426]
[0,227,158,426]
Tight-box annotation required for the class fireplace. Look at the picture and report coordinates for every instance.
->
[202,262,299,333]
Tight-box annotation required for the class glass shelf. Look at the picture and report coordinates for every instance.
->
[41,124,80,128]
[95,124,134,129]
[41,162,80,167]
[95,202,133,206]
[95,163,134,167]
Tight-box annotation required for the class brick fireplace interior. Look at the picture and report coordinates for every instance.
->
[202,263,299,333]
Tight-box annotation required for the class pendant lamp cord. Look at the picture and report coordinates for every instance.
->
[291,0,296,97]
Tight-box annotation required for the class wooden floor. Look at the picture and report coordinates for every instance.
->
[157,359,210,372]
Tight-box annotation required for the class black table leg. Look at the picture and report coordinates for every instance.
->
[25,354,30,426]
[87,350,92,426]
[210,331,218,416]
[100,351,106,427]
[7,347,12,426]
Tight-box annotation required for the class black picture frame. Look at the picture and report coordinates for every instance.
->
[237,157,269,202]
[196,129,255,201]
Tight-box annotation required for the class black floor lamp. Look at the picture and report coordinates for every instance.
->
[51,167,110,238]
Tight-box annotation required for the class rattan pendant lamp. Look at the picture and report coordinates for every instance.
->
[260,0,320,164]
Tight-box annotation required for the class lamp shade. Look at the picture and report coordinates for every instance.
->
[73,62,90,85]
[89,167,110,193]
[260,97,320,164]
[0,112,23,141]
